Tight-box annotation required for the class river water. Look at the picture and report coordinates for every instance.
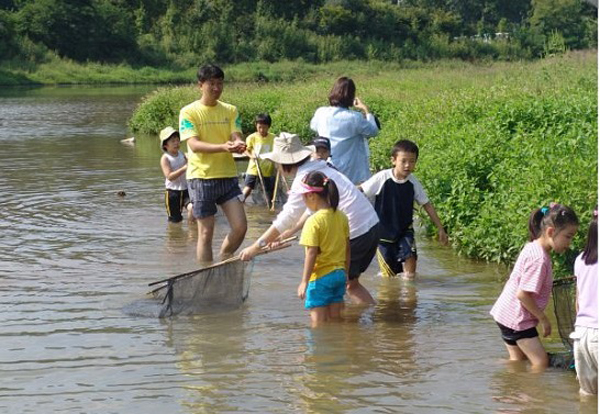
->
[0,86,595,414]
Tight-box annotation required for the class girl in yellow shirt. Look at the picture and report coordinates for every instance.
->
[296,171,350,327]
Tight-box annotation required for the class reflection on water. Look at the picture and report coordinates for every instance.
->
[0,87,595,413]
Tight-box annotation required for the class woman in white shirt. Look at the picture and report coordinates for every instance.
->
[240,132,380,305]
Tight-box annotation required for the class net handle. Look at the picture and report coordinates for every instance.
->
[147,236,297,290]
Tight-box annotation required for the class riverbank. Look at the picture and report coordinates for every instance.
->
[129,50,597,274]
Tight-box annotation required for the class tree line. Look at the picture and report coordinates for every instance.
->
[0,0,596,68]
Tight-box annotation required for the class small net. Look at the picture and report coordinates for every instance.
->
[150,259,254,317]
[549,276,576,370]
[552,276,577,351]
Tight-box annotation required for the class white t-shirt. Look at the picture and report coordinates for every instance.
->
[272,159,379,240]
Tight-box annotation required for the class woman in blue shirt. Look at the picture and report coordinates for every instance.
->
[310,77,380,184]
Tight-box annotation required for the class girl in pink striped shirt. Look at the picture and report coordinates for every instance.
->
[490,203,579,370]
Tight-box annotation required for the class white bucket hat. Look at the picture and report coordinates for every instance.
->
[262,132,314,164]
[159,126,179,149]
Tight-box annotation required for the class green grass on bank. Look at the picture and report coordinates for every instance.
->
[131,51,597,277]
[1,54,525,86]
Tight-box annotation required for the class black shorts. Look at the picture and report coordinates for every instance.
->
[348,224,380,280]
[378,229,417,275]
[188,178,242,219]
[244,174,275,196]
[165,189,190,223]
[496,322,539,346]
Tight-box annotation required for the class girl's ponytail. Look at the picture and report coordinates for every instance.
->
[323,177,339,211]
[529,203,579,241]
[302,171,339,210]
[582,207,598,265]
[528,208,545,241]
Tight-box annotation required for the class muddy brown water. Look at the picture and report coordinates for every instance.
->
[0,86,596,413]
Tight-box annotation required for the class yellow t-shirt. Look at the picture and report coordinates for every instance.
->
[299,208,349,282]
[179,100,243,179]
[245,132,275,177]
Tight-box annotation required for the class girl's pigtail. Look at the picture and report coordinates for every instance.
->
[528,208,545,241]
[324,178,340,211]
[582,208,598,265]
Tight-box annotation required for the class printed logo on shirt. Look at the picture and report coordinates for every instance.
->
[180,118,194,131]
[234,114,242,129]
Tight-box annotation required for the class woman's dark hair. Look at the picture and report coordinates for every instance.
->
[528,203,579,241]
[281,156,310,174]
[302,171,340,211]
[197,64,224,82]
[328,77,355,108]
[255,113,272,126]
[582,208,597,265]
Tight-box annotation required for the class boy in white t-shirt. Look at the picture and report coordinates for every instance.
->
[159,126,192,223]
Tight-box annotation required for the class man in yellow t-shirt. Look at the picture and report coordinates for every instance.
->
[242,113,276,203]
[179,64,247,262]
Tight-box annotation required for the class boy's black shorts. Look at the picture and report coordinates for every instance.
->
[496,322,539,346]
[165,189,190,223]
[244,174,276,197]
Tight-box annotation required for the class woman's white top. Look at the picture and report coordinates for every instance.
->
[272,159,379,240]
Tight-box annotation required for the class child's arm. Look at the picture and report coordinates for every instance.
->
[422,202,448,245]
[160,154,187,181]
[298,247,318,300]
[516,289,551,337]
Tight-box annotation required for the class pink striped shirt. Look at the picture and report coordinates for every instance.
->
[490,241,553,331]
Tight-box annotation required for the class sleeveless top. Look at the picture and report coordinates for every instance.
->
[164,151,188,191]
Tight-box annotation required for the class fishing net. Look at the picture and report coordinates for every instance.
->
[552,276,577,351]
[548,276,576,370]
[148,238,296,318]
[150,259,254,318]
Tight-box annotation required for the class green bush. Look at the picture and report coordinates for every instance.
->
[129,52,597,277]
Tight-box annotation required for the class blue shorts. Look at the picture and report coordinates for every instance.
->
[305,269,346,309]
[378,230,417,275]
[188,177,242,219]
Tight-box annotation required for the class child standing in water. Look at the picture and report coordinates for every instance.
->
[159,126,192,223]
[571,208,597,396]
[242,113,276,202]
[490,203,579,371]
[296,171,350,327]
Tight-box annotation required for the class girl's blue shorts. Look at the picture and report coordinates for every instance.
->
[305,268,346,309]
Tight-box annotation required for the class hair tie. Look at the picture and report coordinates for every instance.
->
[323,177,329,186]
[541,207,549,215]
[594,210,598,217]
[549,202,557,209]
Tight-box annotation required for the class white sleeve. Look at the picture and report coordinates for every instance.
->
[310,108,321,133]
[272,176,309,233]
[410,175,430,205]
[360,170,386,198]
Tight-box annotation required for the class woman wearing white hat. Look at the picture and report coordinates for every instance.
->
[240,132,380,305]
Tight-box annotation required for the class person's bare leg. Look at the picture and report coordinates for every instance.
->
[328,302,344,321]
[346,278,375,305]
[401,256,416,280]
[196,215,215,263]
[504,343,527,361]
[310,307,328,327]
[242,186,251,202]
[517,337,549,372]
[219,198,247,259]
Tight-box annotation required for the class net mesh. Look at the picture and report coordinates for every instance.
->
[552,276,576,351]
[151,259,254,317]
[548,276,576,370]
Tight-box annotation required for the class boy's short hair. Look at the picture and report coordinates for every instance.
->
[391,139,419,159]
[197,64,224,83]
[255,113,272,126]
